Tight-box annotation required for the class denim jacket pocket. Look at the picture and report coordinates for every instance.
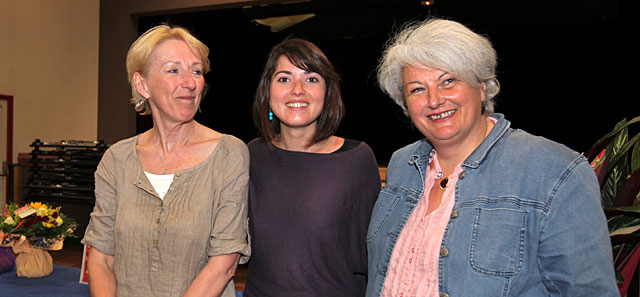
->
[366,185,405,242]
[469,207,526,276]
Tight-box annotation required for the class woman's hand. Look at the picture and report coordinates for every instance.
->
[183,253,241,297]
[87,246,116,297]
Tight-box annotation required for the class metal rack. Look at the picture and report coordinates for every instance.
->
[23,139,108,237]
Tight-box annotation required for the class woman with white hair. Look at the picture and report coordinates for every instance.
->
[366,18,618,297]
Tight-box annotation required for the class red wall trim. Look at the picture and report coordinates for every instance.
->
[0,94,14,203]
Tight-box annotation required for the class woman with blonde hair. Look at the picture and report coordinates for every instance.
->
[82,25,250,297]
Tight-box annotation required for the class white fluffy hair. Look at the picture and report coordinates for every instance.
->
[377,18,500,115]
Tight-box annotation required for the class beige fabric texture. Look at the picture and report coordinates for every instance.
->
[82,134,250,297]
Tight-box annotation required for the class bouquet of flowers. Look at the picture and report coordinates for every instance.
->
[0,202,77,278]
[1,202,77,248]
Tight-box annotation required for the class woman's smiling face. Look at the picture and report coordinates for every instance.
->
[403,64,487,148]
[269,55,326,133]
[135,39,206,124]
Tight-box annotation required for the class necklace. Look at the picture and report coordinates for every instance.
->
[153,127,193,175]
[436,170,449,190]
[439,177,449,190]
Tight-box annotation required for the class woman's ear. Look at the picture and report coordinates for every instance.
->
[133,72,150,99]
[480,82,487,102]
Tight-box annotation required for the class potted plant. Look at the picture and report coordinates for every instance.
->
[587,116,640,296]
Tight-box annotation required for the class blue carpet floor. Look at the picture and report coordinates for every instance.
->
[0,264,243,297]
[0,264,89,297]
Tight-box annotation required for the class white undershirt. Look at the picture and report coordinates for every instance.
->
[144,171,174,199]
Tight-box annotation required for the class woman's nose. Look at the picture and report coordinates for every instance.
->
[427,90,444,108]
[291,79,306,95]
[181,73,196,90]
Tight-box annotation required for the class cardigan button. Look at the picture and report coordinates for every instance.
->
[459,170,466,179]
[440,247,449,257]
[450,209,458,219]
[440,293,449,297]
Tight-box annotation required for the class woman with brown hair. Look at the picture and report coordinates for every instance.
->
[244,38,380,297]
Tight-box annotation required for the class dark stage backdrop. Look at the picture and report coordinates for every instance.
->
[136,0,633,165]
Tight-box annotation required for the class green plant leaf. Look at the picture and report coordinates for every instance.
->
[632,140,640,174]
[587,116,640,160]
[607,206,640,214]
[611,225,640,236]
[608,215,640,233]
[601,126,628,207]
[605,131,640,207]
[578,115,640,284]
[605,131,640,181]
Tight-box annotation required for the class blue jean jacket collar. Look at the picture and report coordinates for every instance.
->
[409,113,509,172]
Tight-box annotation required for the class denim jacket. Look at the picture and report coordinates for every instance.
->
[366,114,618,297]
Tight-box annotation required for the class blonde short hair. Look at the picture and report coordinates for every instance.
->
[126,25,210,115]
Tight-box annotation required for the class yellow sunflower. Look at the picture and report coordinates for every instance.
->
[29,202,48,210]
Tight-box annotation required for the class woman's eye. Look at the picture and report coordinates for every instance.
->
[443,78,457,85]
[167,69,178,74]
[409,87,424,94]
[276,77,290,82]
[307,77,319,83]
[192,69,203,75]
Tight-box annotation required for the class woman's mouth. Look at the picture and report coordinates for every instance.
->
[428,109,456,120]
[285,102,309,108]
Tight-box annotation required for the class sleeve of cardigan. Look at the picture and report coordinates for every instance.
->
[81,148,118,256]
[208,136,251,264]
